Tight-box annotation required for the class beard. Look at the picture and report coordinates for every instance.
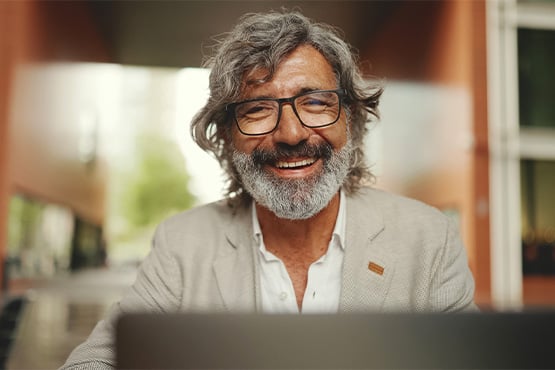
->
[232,138,352,220]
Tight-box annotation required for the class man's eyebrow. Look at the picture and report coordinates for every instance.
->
[242,87,325,100]
[296,87,321,95]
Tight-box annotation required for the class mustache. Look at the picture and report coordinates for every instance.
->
[251,141,333,166]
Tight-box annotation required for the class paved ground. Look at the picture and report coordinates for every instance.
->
[6,267,138,370]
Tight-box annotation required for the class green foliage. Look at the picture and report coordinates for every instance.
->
[121,133,196,230]
[7,196,44,254]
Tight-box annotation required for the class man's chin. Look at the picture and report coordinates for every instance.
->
[251,183,335,220]
[264,204,324,221]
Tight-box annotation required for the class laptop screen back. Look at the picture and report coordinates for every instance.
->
[116,312,555,369]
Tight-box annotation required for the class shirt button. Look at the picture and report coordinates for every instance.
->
[279,292,288,301]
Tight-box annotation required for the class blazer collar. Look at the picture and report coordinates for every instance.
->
[213,203,260,312]
[339,188,396,312]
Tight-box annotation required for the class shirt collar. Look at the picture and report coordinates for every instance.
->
[251,190,347,250]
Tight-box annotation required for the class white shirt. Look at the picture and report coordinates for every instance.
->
[253,191,346,314]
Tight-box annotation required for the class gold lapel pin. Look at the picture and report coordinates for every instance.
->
[368,261,385,276]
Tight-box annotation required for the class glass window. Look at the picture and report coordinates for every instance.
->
[518,28,555,128]
[521,160,555,275]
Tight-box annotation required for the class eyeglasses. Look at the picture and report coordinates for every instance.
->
[226,89,345,136]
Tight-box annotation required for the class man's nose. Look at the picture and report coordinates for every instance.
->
[271,104,310,146]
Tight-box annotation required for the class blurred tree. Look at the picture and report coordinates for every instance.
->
[121,133,196,231]
[7,196,43,255]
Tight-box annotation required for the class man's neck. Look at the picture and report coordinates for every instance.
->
[255,192,340,258]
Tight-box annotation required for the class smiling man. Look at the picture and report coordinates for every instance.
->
[62,10,477,370]
[229,45,353,310]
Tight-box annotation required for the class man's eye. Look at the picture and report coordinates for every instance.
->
[245,106,269,115]
[237,102,274,119]
[298,93,336,108]
[305,99,327,106]
[299,98,332,111]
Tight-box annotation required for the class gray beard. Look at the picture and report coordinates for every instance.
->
[232,139,352,220]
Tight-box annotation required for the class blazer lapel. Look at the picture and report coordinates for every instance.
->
[213,204,259,312]
[339,189,396,312]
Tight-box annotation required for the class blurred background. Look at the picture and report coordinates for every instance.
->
[0,0,554,368]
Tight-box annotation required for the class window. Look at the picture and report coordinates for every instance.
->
[518,28,555,128]
[489,0,555,308]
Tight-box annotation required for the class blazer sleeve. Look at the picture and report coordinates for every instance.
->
[429,217,478,312]
[59,222,183,370]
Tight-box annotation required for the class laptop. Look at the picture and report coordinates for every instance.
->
[116,312,555,369]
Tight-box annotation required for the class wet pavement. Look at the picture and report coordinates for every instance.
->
[5,267,138,370]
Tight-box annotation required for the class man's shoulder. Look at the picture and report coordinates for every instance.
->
[161,198,239,227]
[348,186,448,224]
[347,187,458,258]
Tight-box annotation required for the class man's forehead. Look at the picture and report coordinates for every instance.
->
[238,45,335,97]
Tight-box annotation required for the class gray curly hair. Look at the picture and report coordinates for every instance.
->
[190,10,383,208]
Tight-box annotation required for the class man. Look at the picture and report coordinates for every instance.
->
[61,10,476,369]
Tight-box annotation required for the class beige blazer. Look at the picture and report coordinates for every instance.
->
[61,187,476,369]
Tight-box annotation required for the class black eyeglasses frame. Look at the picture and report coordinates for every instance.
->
[225,88,346,136]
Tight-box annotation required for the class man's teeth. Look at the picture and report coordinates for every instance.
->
[275,158,316,169]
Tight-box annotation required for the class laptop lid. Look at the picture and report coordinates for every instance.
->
[116,312,555,369]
